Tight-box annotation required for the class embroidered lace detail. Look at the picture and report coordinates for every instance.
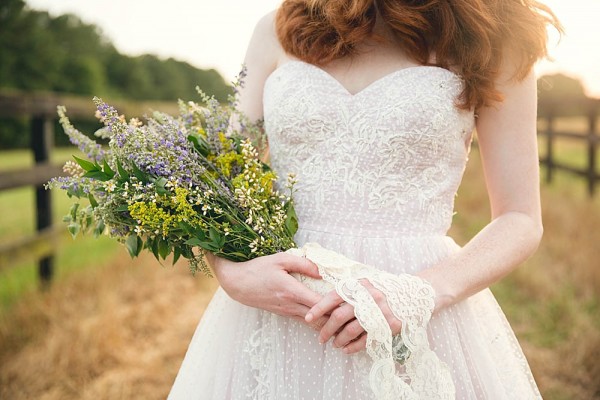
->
[288,243,455,400]
[243,315,273,399]
[264,60,475,237]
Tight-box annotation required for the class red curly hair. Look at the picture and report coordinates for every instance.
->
[275,0,562,109]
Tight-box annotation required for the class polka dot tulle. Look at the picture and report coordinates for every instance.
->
[168,61,542,399]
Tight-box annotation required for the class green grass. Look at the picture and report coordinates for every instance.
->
[0,147,80,170]
[0,147,121,310]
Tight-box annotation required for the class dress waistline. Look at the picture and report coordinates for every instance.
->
[296,223,453,241]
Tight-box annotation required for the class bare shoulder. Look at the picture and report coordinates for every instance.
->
[254,10,278,37]
[247,10,285,69]
[236,10,285,121]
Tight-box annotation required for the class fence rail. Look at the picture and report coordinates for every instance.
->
[537,97,600,196]
[0,90,176,282]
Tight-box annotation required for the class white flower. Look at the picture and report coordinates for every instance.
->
[105,181,116,193]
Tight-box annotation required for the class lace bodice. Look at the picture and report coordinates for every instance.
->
[264,61,475,237]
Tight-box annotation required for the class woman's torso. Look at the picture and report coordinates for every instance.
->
[263,59,475,238]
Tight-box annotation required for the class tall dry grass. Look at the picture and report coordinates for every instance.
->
[0,254,218,400]
[0,148,598,399]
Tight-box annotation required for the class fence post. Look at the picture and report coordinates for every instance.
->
[587,103,598,197]
[31,115,54,284]
[545,112,555,184]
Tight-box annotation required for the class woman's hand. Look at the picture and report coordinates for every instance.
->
[306,280,403,354]
[207,252,329,329]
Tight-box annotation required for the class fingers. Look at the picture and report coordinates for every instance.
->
[305,290,344,323]
[342,333,368,354]
[361,279,403,335]
[332,319,364,349]
[318,302,355,344]
[280,253,321,279]
[307,315,328,331]
[288,277,323,309]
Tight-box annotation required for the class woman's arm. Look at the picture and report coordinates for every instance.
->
[419,63,543,311]
[308,59,543,352]
[208,12,326,327]
[234,12,281,122]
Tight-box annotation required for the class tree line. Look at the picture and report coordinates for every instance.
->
[0,0,231,148]
[0,0,595,149]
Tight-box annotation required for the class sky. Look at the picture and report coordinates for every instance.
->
[25,0,600,97]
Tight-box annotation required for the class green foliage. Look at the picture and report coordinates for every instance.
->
[0,0,232,149]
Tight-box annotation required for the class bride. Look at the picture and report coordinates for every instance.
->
[169,0,561,398]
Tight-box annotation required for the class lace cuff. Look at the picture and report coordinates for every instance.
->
[287,242,455,400]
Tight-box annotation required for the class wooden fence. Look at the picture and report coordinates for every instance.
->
[537,97,600,196]
[0,90,177,283]
[0,91,598,285]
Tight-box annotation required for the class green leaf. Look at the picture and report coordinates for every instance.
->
[88,193,98,208]
[103,160,115,178]
[155,177,168,195]
[116,204,130,212]
[185,238,203,246]
[69,203,80,220]
[93,220,105,238]
[116,160,130,181]
[158,238,170,260]
[68,222,81,238]
[132,163,147,183]
[85,212,93,228]
[73,155,99,172]
[66,186,85,198]
[83,170,111,181]
[201,242,220,252]
[125,235,140,258]
[228,251,249,260]
[180,246,191,259]
[172,247,181,265]
[178,222,193,234]
[150,238,160,260]
[284,202,299,236]
[187,133,210,157]
[261,162,272,172]
[184,237,219,252]
[209,227,221,242]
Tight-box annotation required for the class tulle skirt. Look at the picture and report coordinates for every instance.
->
[168,227,542,399]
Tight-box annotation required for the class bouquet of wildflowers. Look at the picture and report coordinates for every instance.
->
[48,86,298,274]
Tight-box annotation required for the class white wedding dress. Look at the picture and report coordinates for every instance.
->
[168,60,542,399]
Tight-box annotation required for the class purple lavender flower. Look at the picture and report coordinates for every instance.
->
[57,106,105,162]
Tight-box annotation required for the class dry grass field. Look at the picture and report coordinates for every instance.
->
[0,137,598,399]
[0,253,219,400]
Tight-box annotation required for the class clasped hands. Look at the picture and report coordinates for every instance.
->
[211,252,403,355]
[305,279,404,354]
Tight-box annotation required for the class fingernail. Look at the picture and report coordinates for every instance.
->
[305,313,313,322]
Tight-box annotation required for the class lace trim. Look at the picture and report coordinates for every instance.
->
[243,316,273,399]
[288,242,455,400]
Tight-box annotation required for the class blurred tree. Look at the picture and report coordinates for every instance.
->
[537,73,590,116]
[0,0,231,149]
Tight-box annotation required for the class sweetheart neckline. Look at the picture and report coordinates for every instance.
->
[264,60,460,98]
